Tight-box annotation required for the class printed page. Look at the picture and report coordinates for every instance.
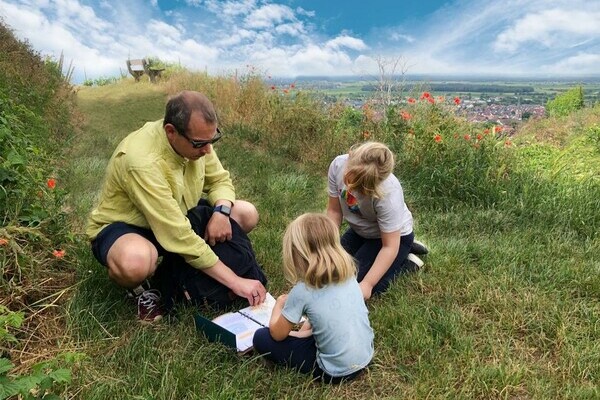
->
[237,293,277,327]
[212,312,262,352]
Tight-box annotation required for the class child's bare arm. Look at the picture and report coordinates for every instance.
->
[269,294,294,341]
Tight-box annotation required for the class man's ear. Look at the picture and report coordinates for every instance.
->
[164,123,177,139]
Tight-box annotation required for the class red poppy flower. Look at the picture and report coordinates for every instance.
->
[47,178,56,189]
[0,238,8,246]
[484,129,490,135]
[454,97,461,105]
[476,134,483,141]
[434,134,442,143]
[464,134,471,141]
[53,249,66,258]
[427,97,435,104]
[420,92,431,99]
[495,126,503,133]
[400,111,411,120]
[270,85,275,90]
[504,140,512,147]
[363,131,371,139]
[408,97,416,104]
[290,83,295,89]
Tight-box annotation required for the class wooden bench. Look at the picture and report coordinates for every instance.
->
[126,59,146,82]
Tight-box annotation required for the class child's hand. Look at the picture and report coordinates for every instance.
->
[359,281,373,300]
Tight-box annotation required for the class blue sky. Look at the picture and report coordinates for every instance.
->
[1,0,599,83]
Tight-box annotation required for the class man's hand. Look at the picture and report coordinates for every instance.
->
[231,276,268,306]
[204,212,232,246]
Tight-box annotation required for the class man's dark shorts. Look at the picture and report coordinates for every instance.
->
[91,222,166,267]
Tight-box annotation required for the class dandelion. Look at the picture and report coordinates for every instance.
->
[400,110,411,120]
[47,178,56,189]
[434,134,442,143]
[464,134,471,141]
[454,97,461,105]
[53,249,66,258]
[0,238,8,246]
[407,97,416,104]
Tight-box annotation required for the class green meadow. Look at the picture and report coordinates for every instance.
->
[1,24,599,399]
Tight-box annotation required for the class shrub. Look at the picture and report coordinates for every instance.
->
[546,86,584,117]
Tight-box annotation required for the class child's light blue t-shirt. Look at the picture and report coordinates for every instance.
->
[282,279,374,377]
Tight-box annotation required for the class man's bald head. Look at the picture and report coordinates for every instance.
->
[163,91,217,135]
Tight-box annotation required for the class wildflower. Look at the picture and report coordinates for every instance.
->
[484,129,490,135]
[434,134,442,143]
[437,96,445,102]
[408,97,416,104]
[53,249,66,258]
[363,130,371,140]
[427,97,435,104]
[0,238,8,246]
[400,110,411,120]
[504,140,512,147]
[270,85,275,90]
[420,92,431,99]
[283,89,289,94]
[47,178,56,189]
[290,83,296,89]
[464,134,471,141]
[494,126,503,133]
[476,134,483,141]
[454,97,461,105]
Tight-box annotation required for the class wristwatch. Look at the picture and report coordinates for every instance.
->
[214,205,232,216]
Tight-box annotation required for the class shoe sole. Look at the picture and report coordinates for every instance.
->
[407,253,425,269]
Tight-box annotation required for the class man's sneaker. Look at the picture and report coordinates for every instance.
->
[411,239,429,255]
[126,280,152,300]
[137,289,164,324]
[404,253,425,272]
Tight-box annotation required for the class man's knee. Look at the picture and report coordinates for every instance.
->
[107,235,158,287]
[232,200,259,233]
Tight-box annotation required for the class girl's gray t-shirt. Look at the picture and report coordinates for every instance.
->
[328,154,413,238]
[282,279,374,377]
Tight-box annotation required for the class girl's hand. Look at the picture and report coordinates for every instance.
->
[359,281,373,300]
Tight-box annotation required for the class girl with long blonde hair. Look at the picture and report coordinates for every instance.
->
[253,213,374,383]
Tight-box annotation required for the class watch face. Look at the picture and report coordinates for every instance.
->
[216,205,231,216]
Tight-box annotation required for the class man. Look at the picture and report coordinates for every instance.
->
[87,91,267,322]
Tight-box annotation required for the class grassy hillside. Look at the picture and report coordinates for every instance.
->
[1,22,599,397]
[57,77,600,399]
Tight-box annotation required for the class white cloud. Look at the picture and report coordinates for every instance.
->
[494,8,600,53]
[389,32,415,43]
[274,21,305,37]
[205,0,257,17]
[325,35,367,51]
[544,52,600,74]
[244,3,295,29]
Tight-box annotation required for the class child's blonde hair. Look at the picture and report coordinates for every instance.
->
[344,141,394,199]
[282,213,356,288]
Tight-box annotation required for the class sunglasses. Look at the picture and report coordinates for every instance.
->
[179,127,223,148]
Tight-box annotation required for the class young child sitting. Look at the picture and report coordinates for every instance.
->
[253,213,374,383]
